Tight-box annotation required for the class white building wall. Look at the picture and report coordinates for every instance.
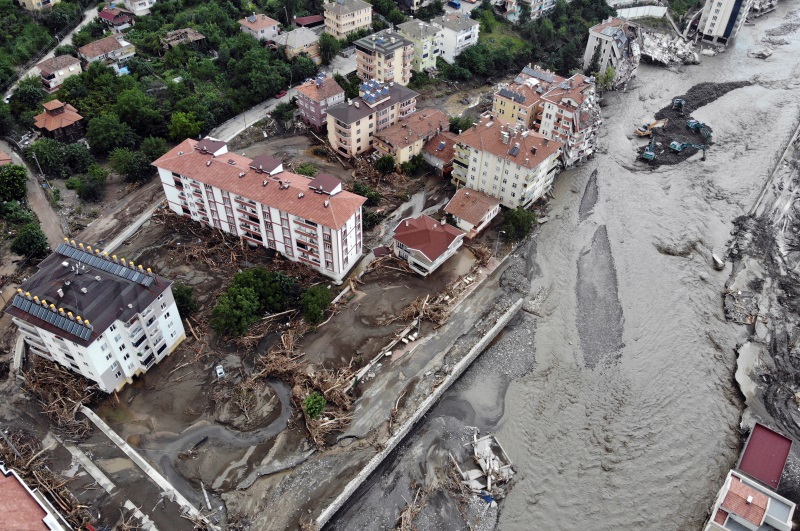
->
[123,0,156,16]
[435,24,479,64]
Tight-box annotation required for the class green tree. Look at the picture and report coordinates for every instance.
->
[211,285,260,336]
[271,101,296,123]
[173,284,199,316]
[291,54,318,83]
[295,162,318,177]
[598,66,616,89]
[109,148,154,183]
[0,164,28,202]
[375,155,395,175]
[26,139,65,179]
[141,136,169,162]
[303,391,326,419]
[301,285,333,325]
[66,163,108,202]
[334,72,359,99]
[86,113,138,156]
[449,115,475,134]
[502,207,537,241]
[0,100,13,136]
[0,200,36,224]
[115,88,164,138]
[9,76,45,117]
[11,223,49,258]
[319,33,341,65]
[352,181,381,206]
[518,1,532,25]
[71,19,105,48]
[168,111,203,141]
[54,44,78,57]
[62,143,95,175]
[232,269,302,314]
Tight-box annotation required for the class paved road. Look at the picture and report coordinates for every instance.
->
[209,54,357,142]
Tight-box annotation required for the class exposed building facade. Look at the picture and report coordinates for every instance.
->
[431,14,479,64]
[77,35,136,66]
[296,74,346,130]
[397,20,443,72]
[355,30,414,86]
[274,27,321,64]
[326,79,418,158]
[37,55,82,93]
[444,188,501,237]
[452,114,563,208]
[698,0,754,44]
[502,0,557,23]
[18,0,59,11]
[373,108,448,165]
[324,0,372,40]
[582,18,641,88]
[239,13,281,41]
[0,463,70,530]
[122,0,156,16]
[154,138,366,282]
[704,470,795,531]
[33,100,84,143]
[5,241,186,393]
[393,215,465,276]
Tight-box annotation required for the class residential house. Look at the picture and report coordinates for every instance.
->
[37,55,82,94]
[294,15,325,29]
[78,35,136,67]
[0,463,70,530]
[326,79,418,158]
[122,0,156,16]
[392,215,465,276]
[698,0,754,44]
[502,0,556,23]
[355,29,414,86]
[430,14,479,64]
[18,0,59,11]
[5,241,186,393]
[153,138,367,282]
[33,100,84,143]
[372,108,448,165]
[421,131,458,175]
[582,18,641,88]
[239,13,281,42]
[397,20,443,72]
[324,0,372,40]
[98,5,134,32]
[274,27,321,64]
[444,188,501,237]
[704,470,795,531]
[0,149,11,166]
[452,114,563,209]
[296,73,346,130]
[161,28,206,50]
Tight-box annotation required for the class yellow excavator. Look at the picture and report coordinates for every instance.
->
[634,118,669,137]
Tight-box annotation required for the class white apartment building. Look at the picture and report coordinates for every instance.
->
[397,20,443,72]
[430,13,480,63]
[698,0,754,44]
[452,114,563,208]
[355,29,414,86]
[324,0,373,40]
[154,138,366,282]
[239,13,281,42]
[502,0,556,23]
[582,18,641,87]
[123,0,156,16]
[6,241,185,393]
[326,79,418,158]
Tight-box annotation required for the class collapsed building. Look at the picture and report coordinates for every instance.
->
[582,17,642,89]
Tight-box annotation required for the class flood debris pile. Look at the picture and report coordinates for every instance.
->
[450,434,516,505]
[641,32,700,65]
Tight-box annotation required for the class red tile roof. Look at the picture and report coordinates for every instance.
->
[721,477,768,526]
[713,508,729,525]
[374,109,448,150]
[0,149,12,166]
[98,6,133,24]
[153,139,365,230]
[445,188,500,226]
[37,55,80,76]
[393,214,463,262]
[294,14,324,25]
[239,13,280,31]
[33,101,83,132]
[0,466,50,531]
[78,35,124,59]
[296,76,345,103]
[737,423,793,489]
[422,131,457,164]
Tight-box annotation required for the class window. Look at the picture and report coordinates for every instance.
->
[101,343,108,351]
[112,361,119,368]
[123,353,130,360]
[113,334,122,342]
[168,322,174,329]
[105,353,112,361]
[119,345,126,352]
[161,303,166,310]
[110,324,117,331]
[157,294,163,301]
[115,371,122,378]
[164,312,170,319]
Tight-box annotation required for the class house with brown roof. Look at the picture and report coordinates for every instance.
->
[373,108,447,166]
[444,188,500,237]
[98,5,134,32]
[33,100,84,143]
[274,27,321,65]
[422,131,457,175]
[78,34,136,66]
[296,74,345,130]
[153,138,367,282]
[293,14,325,28]
[161,28,206,49]
[0,463,69,530]
[392,214,465,276]
[37,55,82,93]
[239,13,281,42]
[704,470,795,531]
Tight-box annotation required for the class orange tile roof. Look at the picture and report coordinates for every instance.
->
[296,76,345,103]
[78,35,124,59]
[721,478,768,526]
[0,467,50,531]
[713,508,729,525]
[445,188,500,226]
[393,214,463,262]
[494,82,539,109]
[0,149,12,166]
[239,13,279,31]
[456,115,563,171]
[33,101,83,132]
[153,139,365,230]
[374,109,448,150]
[422,131,457,163]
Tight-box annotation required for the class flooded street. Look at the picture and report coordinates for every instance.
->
[330,3,800,529]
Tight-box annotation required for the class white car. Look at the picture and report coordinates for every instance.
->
[215,365,225,378]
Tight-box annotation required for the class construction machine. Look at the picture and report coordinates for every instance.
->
[669,140,707,160]
[634,118,669,137]
[641,136,657,161]
[686,119,713,142]
[673,98,686,115]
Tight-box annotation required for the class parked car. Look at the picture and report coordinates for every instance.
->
[447,0,461,8]
[275,90,287,99]
[215,364,225,378]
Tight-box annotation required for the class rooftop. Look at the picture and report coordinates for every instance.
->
[590,17,632,35]
[239,13,280,31]
[5,241,171,346]
[431,13,479,32]
[422,131,458,163]
[37,55,80,76]
[326,83,418,124]
[393,215,464,262]
[722,476,768,526]
[444,188,501,226]
[98,6,133,24]
[162,28,206,47]
[33,101,83,132]
[737,423,793,490]
[78,35,129,59]
[495,82,539,107]
[396,20,442,40]
[355,29,413,55]
[456,115,563,171]
[296,75,345,102]
[515,64,594,108]
[324,0,372,16]
[711,471,796,531]
[0,463,65,531]
[374,108,447,150]
[153,139,366,230]
[274,27,320,49]
[294,14,324,26]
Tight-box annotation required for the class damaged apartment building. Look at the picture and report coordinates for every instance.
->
[582,17,642,89]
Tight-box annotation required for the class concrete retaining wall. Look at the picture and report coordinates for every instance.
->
[315,298,524,527]
[617,5,668,18]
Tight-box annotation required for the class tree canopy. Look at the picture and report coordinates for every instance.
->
[0,164,27,202]
[11,224,49,259]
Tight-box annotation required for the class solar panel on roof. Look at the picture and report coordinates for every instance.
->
[509,146,520,156]
[437,141,446,151]
[56,244,154,286]
[522,66,555,83]
[12,295,93,341]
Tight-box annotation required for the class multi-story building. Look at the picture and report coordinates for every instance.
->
[373,108,448,165]
[274,27,321,64]
[397,20,443,72]
[324,0,372,40]
[239,13,281,42]
[355,30,414,86]
[502,0,557,22]
[421,131,457,176]
[123,0,156,16]
[582,18,641,88]
[5,241,186,393]
[296,74,346,130]
[18,0,59,11]
[698,0,754,45]
[78,34,136,67]
[452,114,563,208]
[430,14,480,64]
[37,55,82,93]
[153,138,366,282]
[491,82,539,130]
[392,215,465,276]
[326,79,418,158]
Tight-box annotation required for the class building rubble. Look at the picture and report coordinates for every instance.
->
[641,31,701,65]
[450,433,516,504]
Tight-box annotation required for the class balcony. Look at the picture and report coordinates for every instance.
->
[239,223,261,234]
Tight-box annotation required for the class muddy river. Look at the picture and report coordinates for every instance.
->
[330,4,800,529]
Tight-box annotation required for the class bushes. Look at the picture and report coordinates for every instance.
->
[303,391,326,419]
[295,162,318,177]
[301,285,332,325]
[109,148,154,184]
[352,182,381,206]
[65,164,108,202]
[362,209,385,231]
[211,285,260,336]
[173,284,199,316]
[0,201,36,225]
[0,164,27,202]
[502,207,537,241]
[11,224,49,258]
[375,155,395,176]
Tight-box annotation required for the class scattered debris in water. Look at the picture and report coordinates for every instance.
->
[450,432,516,504]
